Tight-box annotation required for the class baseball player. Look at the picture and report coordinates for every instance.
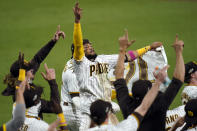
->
[61,57,80,131]
[72,2,163,130]
[166,61,197,131]
[85,32,165,131]
[170,99,197,131]
[0,67,26,131]
[2,27,67,131]
[113,35,184,131]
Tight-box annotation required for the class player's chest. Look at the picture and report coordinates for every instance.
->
[86,62,110,77]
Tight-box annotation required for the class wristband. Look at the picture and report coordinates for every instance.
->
[18,69,26,81]
[136,46,151,57]
[58,113,67,126]
[128,50,136,60]
[3,124,6,131]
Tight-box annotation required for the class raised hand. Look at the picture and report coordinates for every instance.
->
[73,2,82,23]
[53,25,66,42]
[41,63,56,81]
[153,65,169,84]
[18,52,25,68]
[172,34,184,52]
[118,30,135,51]
[150,42,163,50]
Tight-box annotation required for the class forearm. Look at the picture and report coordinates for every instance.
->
[173,51,184,82]
[48,79,60,103]
[72,96,80,108]
[73,23,84,61]
[115,49,126,79]
[127,46,151,61]
[15,91,25,104]
[6,104,25,131]
[114,79,133,119]
[135,81,160,116]
[30,40,57,73]
[163,77,183,108]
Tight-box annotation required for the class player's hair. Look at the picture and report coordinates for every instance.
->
[132,79,152,101]
[2,73,18,96]
[90,100,113,125]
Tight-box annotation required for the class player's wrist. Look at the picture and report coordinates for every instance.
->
[119,48,126,53]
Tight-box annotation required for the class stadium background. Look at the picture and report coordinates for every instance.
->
[0,0,196,124]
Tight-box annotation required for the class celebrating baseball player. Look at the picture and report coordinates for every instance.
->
[113,34,184,131]
[0,65,27,131]
[72,2,163,130]
[166,61,197,131]
[2,26,67,131]
[86,31,164,130]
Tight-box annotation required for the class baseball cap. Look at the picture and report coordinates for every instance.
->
[10,59,32,78]
[132,80,152,101]
[90,99,113,125]
[184,99,197,124]
[185,61,197,83]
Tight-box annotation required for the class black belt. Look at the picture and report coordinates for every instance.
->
[70,92,79,98]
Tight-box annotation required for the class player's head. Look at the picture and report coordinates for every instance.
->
[184,99,197,125]
[132,80,152,102]
[83,39,97,60]
[181,86,197,105]
[184,61,197,84]
[2,57,35,96]
[90,99,113,126]
[71,39,97,60]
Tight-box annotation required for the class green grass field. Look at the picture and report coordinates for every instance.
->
[0,0,196,124]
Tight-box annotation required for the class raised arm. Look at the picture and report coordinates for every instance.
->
[73,2,84,61]
[113,30,136,118]
[2,54,27,131]
[115,30,135,79]
[29,25,65,74]
[40,63,61,113]
[40,64,67,130]
[172,34,184,82]
[126,42,162,61]
[161,35,184,110]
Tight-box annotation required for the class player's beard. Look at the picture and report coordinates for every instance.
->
[86,54,97,61]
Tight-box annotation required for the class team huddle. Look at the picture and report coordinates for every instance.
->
[1,2,197,131]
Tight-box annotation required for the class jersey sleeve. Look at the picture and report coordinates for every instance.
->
[100,54,118,69]
[116,112,142,130]
[113,78,135,119]
[73,23,84,61]
[40,80,62,114]
[29,40,57,74]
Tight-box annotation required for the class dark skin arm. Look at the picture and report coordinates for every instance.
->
[29,26,65,74]
[40,64,61,114]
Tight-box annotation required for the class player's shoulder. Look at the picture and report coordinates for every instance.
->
[87,125,115,131]
[183,85,197,92]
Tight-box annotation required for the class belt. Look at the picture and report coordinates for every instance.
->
[26,115,41,120]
